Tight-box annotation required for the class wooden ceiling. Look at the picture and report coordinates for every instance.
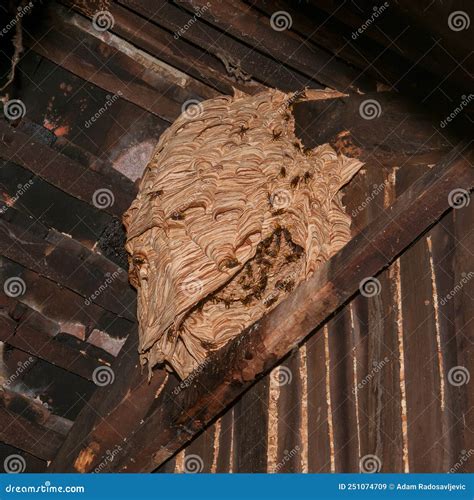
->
[0,0,472,472]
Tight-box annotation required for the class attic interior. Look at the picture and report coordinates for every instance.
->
[0,0,473,474]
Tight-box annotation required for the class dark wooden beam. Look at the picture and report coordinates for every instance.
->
[0,387,72,460]
[174,0,372,92]
[24,3,218,122]
[0,218,136,320]
[51,144,473,472]
[0,297,114,381]
[59,0,265,96]
[0,120,135,219]
[117,0,324,92]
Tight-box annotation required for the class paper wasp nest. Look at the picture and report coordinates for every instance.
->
[123,89,362,379]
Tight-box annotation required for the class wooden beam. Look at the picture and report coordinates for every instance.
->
[25,3,218,122]
[59,0,265,96]
[174,0,372,92]
[117,0,323,92]
[0,387,72,460]
[0,218,136,320]
[51,144,473,472]
[0,121,134,218]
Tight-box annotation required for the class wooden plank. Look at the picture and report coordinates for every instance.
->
[118,0,318,92]
[0,443,46,473]
[59,0,264,96]
[184,426,216,473]
[0,257,133,348]
[453,194,474,472]
[0,218,136,320]
[0,387,67,461]
[397,164,445,472]
[74,145,473,473]
[175,0,372,92]
[233,378,269,472]
[306,325,331,472]
[25,3,217,122]
[328,308,359,471]
[0,121,134,218]
[216,410,234,472]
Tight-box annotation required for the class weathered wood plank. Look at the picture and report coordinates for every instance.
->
[0,121,134,218]
[85,145,473,473]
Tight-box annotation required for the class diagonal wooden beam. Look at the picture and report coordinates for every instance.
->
[0,121,135,219]
[50,144,473,472]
